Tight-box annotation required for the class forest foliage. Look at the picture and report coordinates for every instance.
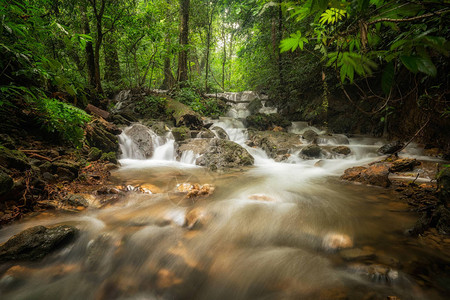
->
[0,0,449,144]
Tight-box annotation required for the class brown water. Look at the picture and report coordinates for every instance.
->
[1,160,449,300]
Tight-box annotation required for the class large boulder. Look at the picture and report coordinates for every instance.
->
[378,141,404,155]
[341,164,391,187]
[178,139,211,157]
[85,120,119,153]
[0,225,78,261]
[123,124,155,158]
[196,138,254,170]
[248,130,302,158]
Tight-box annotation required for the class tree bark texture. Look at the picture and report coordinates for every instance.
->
[177,0,190,84]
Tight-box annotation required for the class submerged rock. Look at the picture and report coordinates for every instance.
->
[0,225,78,262]
[322,233,353,251]
[196,138,254,170]
[378,141,404,155]
[340,248,376,261]
[331,146,351,156]
[437,166,450,203]
[341,164,391,187]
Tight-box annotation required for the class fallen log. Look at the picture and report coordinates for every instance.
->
[166,99,203,129]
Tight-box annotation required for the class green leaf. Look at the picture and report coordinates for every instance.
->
[381,62,394,95]
[416,57,437,77]
[400,55,419,73]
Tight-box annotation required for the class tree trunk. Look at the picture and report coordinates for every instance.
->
[161,56,175,90]
[104,33,121,84]
[80,5,96,90]
[277,0,285,98]
[177,0,190,84]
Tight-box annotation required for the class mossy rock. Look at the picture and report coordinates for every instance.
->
[246,113,291,131]
[0,146,31,171]
[196,138,254,170]
[172,126,191,142]
[247,99,262,114]
[85,120,119,153]
[301,145,322,158]
[0,170,13,196]
[88,147,102,161]
[100,152,118,164]
[437,167,450,203]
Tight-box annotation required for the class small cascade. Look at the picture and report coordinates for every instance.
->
[259,101,277,114]
[118,133,145,160]
[288,121,309,134]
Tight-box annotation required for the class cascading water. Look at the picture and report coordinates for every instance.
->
[0,93,447,300]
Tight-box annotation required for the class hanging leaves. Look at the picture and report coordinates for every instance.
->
[280,31,309,53]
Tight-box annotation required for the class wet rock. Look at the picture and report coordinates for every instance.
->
[332,146,351,156]
[248,130,302,159]
[171,126,191,142]
[301,145,322,158]
[341,164,390,187]
[211,126,229,140]
[340,248,376,261]
[0,170,13,196]
[246,113,291,131]
[123,124,154,157]
[389,158,421,173]
[85,120,119,153]
[378,141,404,155]
[196,128,216,139]
[196,138,254,170]
[178,139,210,156]
[348,263,399,283]
[322,233,353,251]
[147,121,171,136]
[97,186,121,195]
[0,225,78,262]
[247,99,262,114]
[88,147,102,161]
[184,207,212,229]
[64,194,89,208]
[176,183,215,198]
[0,146,31,171]
[302,130,319,143]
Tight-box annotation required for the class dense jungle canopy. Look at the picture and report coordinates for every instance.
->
[1,0,449,147]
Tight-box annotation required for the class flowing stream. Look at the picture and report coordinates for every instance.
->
[0,101,449,299]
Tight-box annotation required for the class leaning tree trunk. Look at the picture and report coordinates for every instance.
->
[177,0,190,84]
